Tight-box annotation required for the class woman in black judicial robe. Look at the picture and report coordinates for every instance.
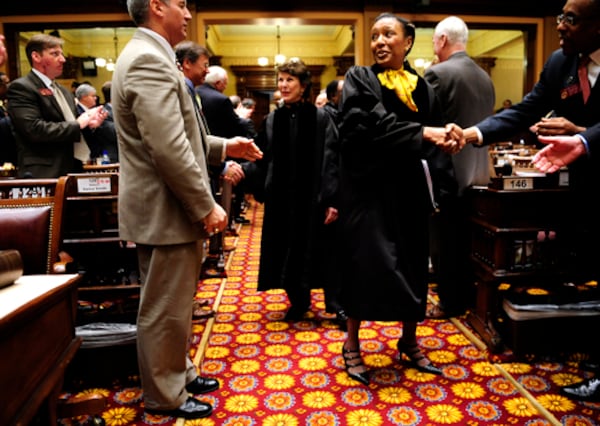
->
[337,13,459,385]
[243,59,342,322]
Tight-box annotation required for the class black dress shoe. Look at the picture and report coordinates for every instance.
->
[342,345,370,385]
[146,396,212,419]
[235,216,250,224]
[185,376,220,394]
[561,377,600,402]
[396,340,443,375]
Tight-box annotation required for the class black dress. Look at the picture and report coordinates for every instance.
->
[245,101,340,311]
[338,64,456,322]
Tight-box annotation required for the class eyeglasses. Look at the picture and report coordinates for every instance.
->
[556,13,586,26]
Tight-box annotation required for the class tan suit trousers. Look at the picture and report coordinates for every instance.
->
[135,240,203,409]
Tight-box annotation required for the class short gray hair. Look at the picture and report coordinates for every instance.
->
[205,66,227,86]
[434,16,468,46]
[75,83,96,100]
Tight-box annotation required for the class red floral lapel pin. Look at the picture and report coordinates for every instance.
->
[39,88,53,96]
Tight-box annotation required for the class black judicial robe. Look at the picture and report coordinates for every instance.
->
[245,101,340,295]
[337,64,456,321]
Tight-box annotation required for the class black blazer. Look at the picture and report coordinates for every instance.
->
[77,104,119,163]
[196,83,246,138]
[7,71,82,177]
[477,49,600,195]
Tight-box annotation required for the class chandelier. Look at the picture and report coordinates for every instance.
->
[95,28,119,72]
[258,25,286,67]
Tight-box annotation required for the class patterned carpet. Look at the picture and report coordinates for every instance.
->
[59,199,600,426]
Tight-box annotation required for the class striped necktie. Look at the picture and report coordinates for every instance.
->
[194,93,211,135]
[52,82,91,162]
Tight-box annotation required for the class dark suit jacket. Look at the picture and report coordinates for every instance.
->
[196,83,246,138]
[77,103,119,162]
[476,49,599,195]
[7,71,83,177]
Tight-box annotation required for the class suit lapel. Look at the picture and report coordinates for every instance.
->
[28,72,65,118]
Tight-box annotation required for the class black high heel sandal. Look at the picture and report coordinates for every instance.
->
[396,340,442,375]
[342,345,370,385]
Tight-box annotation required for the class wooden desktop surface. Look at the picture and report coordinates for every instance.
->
[0,274,81,425]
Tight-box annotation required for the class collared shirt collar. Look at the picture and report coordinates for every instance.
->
[584,48,600,87]
[588,48,600,66]
[184,76,195,93]
[32,68,52,89]
[138,27,177,64]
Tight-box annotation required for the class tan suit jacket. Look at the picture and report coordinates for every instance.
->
[112,29,225,245]
[112,29,228,409]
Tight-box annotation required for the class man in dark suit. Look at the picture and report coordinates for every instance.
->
[7,33,107,178]
[322,79,343,124]
[462,0,600,402]
[196,66,247,138]
[76,83,119,163]
[424,16,496,319]
[196,65,249,276]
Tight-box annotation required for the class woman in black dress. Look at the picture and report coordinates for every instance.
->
[244,59,344,322]
[338,13,460,385]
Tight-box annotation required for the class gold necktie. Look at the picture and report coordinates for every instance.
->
[51,82,91,162]
[195,93,211,135]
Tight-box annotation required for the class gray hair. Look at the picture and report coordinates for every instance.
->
[434,16,468,46]
[205,66,227,86]
[127,0,163,26]
[75,83,96,100]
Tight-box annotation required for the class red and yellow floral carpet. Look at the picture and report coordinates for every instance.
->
[60,200,600,426]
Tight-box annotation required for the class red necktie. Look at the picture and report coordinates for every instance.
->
[578,56,591,103]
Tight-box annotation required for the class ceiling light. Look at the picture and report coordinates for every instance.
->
[258,25,286,67]
[275,25,286,65]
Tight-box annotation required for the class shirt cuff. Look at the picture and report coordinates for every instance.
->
[472,127,484,145]
[576,134,590,156]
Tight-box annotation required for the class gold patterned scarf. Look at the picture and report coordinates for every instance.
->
[377,67,419,112]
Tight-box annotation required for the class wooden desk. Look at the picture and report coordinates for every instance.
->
[0,274,81,425]
[466,186,573,353]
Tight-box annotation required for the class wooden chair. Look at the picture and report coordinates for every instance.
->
[0,177,67,275]
[0,177,107,424]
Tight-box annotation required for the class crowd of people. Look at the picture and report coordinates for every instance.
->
[1,0,599,419]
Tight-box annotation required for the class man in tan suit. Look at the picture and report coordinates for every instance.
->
[112,0,262,420]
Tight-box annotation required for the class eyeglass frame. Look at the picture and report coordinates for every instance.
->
[556,13,594,26]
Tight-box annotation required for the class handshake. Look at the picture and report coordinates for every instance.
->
[424,124,482,155]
